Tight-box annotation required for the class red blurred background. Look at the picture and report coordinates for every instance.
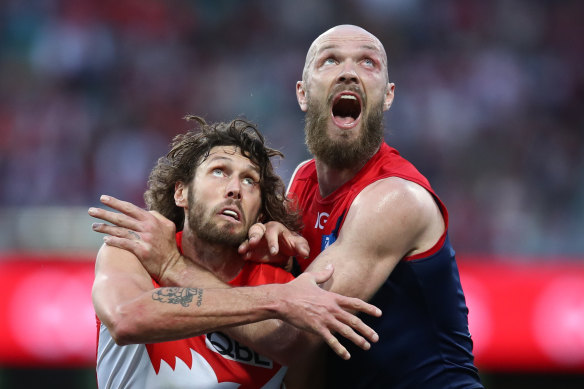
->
[1,0,583,388]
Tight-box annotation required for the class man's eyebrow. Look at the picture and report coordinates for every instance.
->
[207,155,260,175]
[246,163,260,175]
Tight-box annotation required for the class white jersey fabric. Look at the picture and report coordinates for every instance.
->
[96,322,287,389]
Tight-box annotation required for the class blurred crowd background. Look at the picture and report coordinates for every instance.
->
[1,0,583,256]
[1,0,584,388]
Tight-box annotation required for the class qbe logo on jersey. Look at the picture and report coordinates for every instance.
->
[205,332,273,368]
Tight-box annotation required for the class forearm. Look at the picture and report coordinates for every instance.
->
[154,256,320,363]
[103,282,284,345]
[152,253,325,363]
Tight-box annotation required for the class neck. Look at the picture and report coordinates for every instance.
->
[180,228,245,283]
[314,159,367,198]
[313,143,382,198]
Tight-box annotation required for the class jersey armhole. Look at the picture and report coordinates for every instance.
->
[286,159,312,195]
[404,193,449,261]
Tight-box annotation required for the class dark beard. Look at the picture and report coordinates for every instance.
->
[304,94,384,169]
[187,189,248,248]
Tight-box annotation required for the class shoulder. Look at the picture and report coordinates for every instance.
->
[340,177,444,257]
[353,177,437,220]
[94,243,151,282]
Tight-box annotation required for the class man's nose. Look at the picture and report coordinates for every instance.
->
[337,62,359,84]
[225,177,242,200]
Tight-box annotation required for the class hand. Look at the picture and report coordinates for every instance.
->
[238,221,310,264]
[88,195,181,283]
[276,264,381,360]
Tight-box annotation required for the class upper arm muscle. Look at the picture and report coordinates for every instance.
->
[92,244,152,327]
[306,177,444,301]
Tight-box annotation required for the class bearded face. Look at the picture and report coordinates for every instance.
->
[304,85,385,169]
[186,186,251,248]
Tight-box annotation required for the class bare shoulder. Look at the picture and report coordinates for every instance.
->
[342,177,444,257]
[94,243,150,281]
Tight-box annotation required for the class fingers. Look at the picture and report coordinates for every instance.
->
[149,211,175,229]
[247,223,267,245]
[281,229,310,258]
[99,195,148,220]
[342,296,382,319]
[89,195,159,233]
[92,222,141,240]
[101,235,142,254]
[247,222,281,256]
[338,310,379,345]
[305,263,334,285]
[237,239,251,257]
[294,238,310,259]
[322,332,351,360]
[263,224,280,256]
[317,317,373,359]
[238,223,267,257]
[88,207,141,231]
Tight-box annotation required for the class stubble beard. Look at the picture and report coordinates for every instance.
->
[187,188,249,248]
[304,92,385,169]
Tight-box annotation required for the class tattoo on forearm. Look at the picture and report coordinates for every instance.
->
[152,287,204,307]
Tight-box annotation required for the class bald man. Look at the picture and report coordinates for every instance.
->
[285,24,483,388]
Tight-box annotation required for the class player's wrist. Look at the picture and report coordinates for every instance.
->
[253,283,286,320]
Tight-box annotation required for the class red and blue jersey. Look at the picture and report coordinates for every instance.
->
[288,143,483,388]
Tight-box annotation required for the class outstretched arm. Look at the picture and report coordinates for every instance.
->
[90,195,381,363]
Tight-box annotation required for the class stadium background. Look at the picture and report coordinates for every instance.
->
[0,0,583,387]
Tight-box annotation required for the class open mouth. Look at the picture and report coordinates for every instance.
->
[332,93,362,127]
[220,208,241,221]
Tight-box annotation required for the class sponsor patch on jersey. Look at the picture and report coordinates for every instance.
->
[321,233,336,251]
[205,332,273,368]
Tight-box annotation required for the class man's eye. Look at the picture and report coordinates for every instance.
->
[242,177,257,186]
[212,169,224,177]
[323,58,337,65]
[363,58,374,66]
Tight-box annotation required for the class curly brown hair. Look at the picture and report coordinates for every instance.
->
[144,115,301,232]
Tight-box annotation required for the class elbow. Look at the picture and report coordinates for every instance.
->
[108,321,136,346]
[102,307,145,346]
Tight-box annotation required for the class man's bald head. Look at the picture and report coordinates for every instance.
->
[301,25,389,83]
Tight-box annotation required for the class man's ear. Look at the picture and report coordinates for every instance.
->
[383,83,395,111]
[174,182,188,207]
[296,81,308,112]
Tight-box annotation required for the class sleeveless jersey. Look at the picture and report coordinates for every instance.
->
[288,143,483,388]
[96,232,294,389]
